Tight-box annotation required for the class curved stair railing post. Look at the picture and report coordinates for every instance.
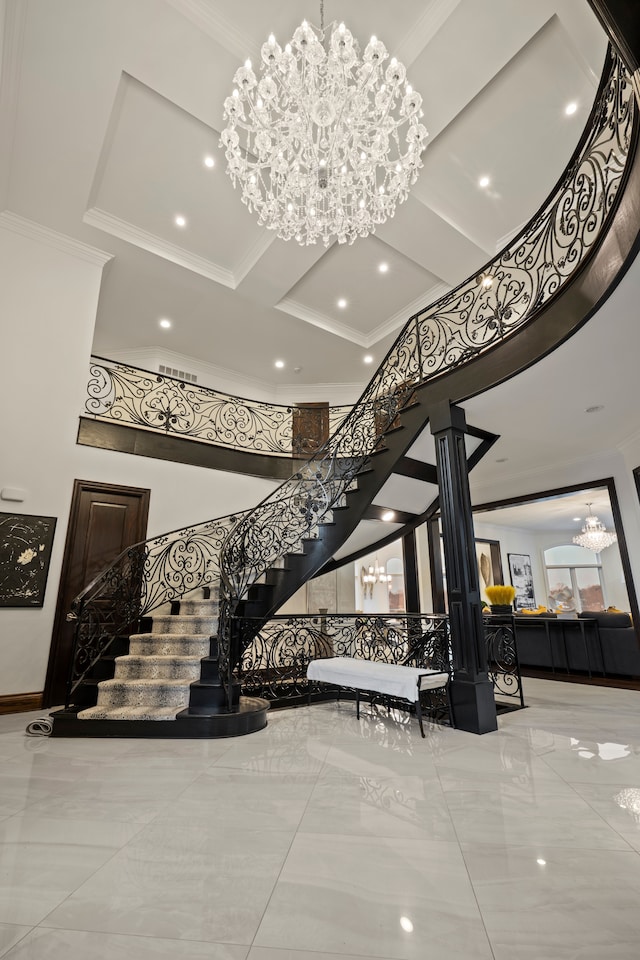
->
[218,49,637,706]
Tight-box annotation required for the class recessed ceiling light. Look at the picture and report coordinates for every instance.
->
[585,405,604,413]
[381,510,396,522]
[274,359,285,369]
[159,318,172,329]
[479,175,490,188]
[337,298,347,309]
[536,858,547,866]
[565,101,578,116]
[363,354,374,364]
[204,155,215,168]
[378,262,389,273]
[175,215,186,227]
[573,517,581,522]
[400,917,414,933]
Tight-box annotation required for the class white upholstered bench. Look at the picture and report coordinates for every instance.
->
[306,656,453,737]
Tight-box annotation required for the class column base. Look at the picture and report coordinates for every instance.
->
[450,677,498,734]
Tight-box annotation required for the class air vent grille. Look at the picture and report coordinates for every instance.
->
[158,364,198,384]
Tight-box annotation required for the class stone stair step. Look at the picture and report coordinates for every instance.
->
[95,678,193,709]
[176,598,219,616]
[78,705,181,721]
[114,655,202,680]
[150,615,218,635]
[128,636,211,657]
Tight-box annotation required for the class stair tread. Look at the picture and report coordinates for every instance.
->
[78,706,180,721]
[98,678,193,689]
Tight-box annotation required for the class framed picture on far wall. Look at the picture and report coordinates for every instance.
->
[475,539,503,606]
[508,553,536,610]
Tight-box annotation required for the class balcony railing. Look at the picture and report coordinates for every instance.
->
[84,356,351,457]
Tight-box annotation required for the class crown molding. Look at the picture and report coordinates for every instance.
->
[164,0,249,61]
[101,345,277,401]
[84,207,235,287]
[616,427,640,459]
[0,211,113,266]
[495,220,528,255]
[232,229,275,286]
[367,283,451,344]
[396,0,462,66]
[274,381,364,406]
[275,298,369,347]
[0,0,27,209]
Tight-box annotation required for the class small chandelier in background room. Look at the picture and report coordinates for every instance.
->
[572,503,617,553]
[220,0,427,246]
[361,559,390,598]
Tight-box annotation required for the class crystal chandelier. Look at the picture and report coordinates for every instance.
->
[220,1,427,246]
[572,503,617,553]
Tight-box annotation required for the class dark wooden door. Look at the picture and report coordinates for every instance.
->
[44,480,150,706]
[292,402,330,457]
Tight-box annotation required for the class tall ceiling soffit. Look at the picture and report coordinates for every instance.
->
[4,0,607,384]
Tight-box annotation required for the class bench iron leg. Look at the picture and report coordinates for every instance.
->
[356,689,360,720]
[415,697,425,738]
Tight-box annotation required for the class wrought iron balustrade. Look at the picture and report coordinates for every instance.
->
[218,50,634,702]
[66,512,239,702]
[84,356,350,457]
[484,617,524,706]
[237,613,451,707]
[234,612,523,714]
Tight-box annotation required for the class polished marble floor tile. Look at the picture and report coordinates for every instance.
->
[3,928,249,959]
[254,833,494,959]
[155,768,316,832]
[2,679,640,957]
[299,772,456,841]
[42,857,281,944]
[461,841,640,959]
[0,924,30,959]
[444,783,632,849]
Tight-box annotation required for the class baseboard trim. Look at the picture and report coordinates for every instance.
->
[0,692,44,715]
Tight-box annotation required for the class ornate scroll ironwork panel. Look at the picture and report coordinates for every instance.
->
[85,357,351,458]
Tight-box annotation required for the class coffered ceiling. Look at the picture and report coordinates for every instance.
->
[1,0,609,391]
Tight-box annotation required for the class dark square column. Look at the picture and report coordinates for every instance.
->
[430,402,497,734]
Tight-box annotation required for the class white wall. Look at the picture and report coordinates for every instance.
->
[0,223,277,696]
[472,519,545,609]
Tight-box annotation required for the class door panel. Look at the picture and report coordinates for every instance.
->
[44,481,150,706]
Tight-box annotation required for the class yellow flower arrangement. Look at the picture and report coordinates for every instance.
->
[485,584,516,606]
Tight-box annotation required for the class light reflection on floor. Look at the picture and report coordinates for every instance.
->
[0,676,639,959]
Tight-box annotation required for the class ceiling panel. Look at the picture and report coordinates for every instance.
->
[332,520,403,562]
[373,475,437,515]
[282,235,444,342]
[412,16,603,251]
[473,488,614,532]
[89,73,266,275]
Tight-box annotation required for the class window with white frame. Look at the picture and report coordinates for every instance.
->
[544,544,605,611]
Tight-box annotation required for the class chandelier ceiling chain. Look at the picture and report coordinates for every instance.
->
[220,3,428,245]
[572,502,617,553]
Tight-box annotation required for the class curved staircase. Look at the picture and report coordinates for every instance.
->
[51,41,640,738]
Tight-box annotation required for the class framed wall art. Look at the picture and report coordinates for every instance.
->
[508,552,536,610]
[0,512,57,607]
[475,539,503,606]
